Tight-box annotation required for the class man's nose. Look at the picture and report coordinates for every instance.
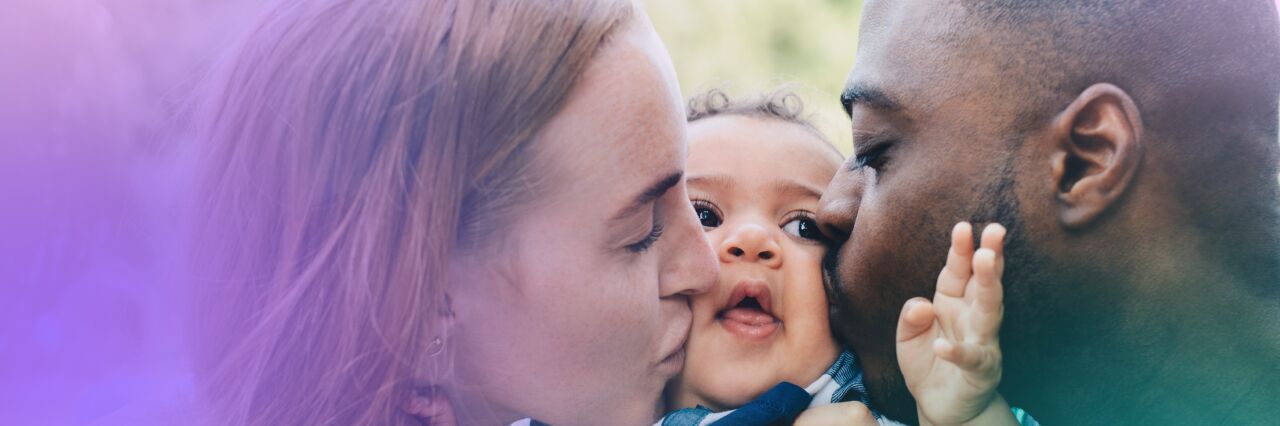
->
[817,166,861,242]
[719,223,783,269]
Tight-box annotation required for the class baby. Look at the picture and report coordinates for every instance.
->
[659,89,1034,426]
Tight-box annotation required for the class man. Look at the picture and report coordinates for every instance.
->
[817,1,1280,424]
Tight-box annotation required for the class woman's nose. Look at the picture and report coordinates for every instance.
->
[659,195,718,298]
[719,223,783,268]
[817,166,862,242]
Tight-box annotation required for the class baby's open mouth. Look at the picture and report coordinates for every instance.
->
[717,280,780,340]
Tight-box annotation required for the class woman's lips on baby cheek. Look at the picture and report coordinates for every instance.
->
[657,300,693,377]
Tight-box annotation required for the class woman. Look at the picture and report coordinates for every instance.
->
[191,0,716,424]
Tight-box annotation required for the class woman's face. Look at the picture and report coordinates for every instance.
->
[448,17,718,426]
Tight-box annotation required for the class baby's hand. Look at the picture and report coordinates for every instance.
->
[896,222,1016,426]
[793,401,878,426]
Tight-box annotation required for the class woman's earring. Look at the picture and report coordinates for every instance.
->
[426,336,445,357]
[427,292,453,357]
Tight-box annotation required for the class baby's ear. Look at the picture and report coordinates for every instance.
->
[1047,83,1145,230]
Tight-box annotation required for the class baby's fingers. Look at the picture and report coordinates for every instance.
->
[971,248,1004,323]
[934,339,999,374]
[938,222,975,298]
[979,223,1007,277]
[794,401,877,426]
[896,298,936,344]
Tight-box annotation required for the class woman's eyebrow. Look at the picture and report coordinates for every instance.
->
[611,171,683,222]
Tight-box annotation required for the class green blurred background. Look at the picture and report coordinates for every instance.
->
[647,0,865,154]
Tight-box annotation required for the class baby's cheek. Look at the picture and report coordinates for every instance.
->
[784,249,835,322]
[779,249,841,360]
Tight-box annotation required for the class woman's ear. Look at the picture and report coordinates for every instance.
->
[439,292,456,320]
[1048,83,1144,230]
[428,291,456,355]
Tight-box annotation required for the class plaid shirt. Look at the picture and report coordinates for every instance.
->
[657,351,905,426]
[657,350,1039,426]
[516,350,1037,426]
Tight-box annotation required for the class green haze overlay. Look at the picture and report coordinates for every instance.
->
[648,0,864,154]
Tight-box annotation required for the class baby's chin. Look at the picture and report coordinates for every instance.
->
[676,357,793,411]
[673,323,841,410]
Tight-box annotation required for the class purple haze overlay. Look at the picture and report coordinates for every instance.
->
[1,1,1279,425]
[0,1,264,423]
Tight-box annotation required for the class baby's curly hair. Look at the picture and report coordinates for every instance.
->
[685,87,829,143]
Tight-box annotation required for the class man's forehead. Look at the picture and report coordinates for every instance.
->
[842,50,915,118]
[862,0,974,22]
[857,0,974,55]
[847,0,977,114]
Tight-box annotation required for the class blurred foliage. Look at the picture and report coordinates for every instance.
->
[647,0,864,154]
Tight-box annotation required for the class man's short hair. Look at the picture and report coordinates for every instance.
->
[962,1,1279,116]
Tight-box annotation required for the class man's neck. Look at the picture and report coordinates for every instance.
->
[1021,251,1280,424]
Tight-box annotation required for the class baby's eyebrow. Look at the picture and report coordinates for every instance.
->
[770,180,824,201]
[687,174,735,191]
[689,175,823,201]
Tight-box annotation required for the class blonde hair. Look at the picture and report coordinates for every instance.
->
[190,0,632,424]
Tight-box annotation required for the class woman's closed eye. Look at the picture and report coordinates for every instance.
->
[624,220,665,253]
[781,213,823,242]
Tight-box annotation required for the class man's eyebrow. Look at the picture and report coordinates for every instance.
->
[612,171,684,221]
[840,84,903,116]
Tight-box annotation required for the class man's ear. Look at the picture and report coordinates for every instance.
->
[1048,83,1144,230]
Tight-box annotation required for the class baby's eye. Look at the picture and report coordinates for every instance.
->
[692,200,722,229]
[782,216,822,241]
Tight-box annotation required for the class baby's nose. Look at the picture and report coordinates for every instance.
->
[719,223,783,268]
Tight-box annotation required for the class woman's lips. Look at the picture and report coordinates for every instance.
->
[657,305,691,377]
[657,343,686,377]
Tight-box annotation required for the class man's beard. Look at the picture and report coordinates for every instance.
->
[822,160,1051,423]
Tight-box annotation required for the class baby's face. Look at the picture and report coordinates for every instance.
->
[671,115,844,410]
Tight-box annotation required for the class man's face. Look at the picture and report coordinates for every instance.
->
[817,0,1047,421]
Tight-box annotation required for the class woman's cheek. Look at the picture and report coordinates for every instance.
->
[564,255,656,344]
